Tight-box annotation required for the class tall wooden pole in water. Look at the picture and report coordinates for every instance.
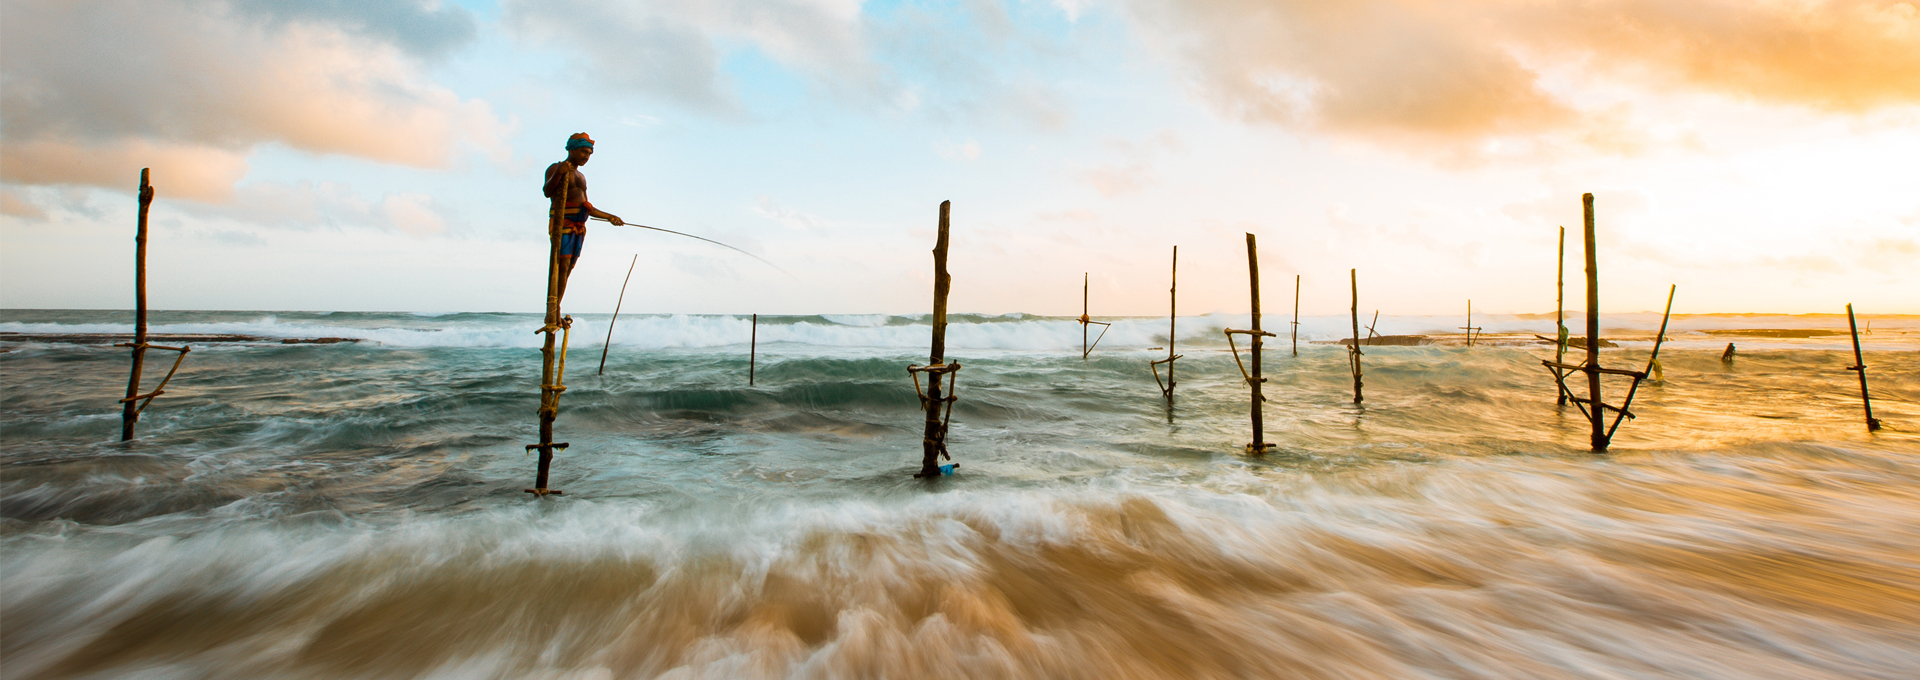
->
[1555,226,1568,404]
[914,201,957,478]
[1292,274,1300,356]
[1846,304,1882,432]
[1165,247,1177,398]
[1582,193,1606,451]
[120,169,155,442]
[529,169,573,495]
[1244,234,1272,453]
[1348,268,1364,405]
[749,313,758,386]
[1082,273,1089,359]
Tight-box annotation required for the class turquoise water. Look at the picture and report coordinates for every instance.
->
[3,309,1917,679]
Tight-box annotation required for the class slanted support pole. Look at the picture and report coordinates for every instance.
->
[1150,246,1181,404]
[1224,234,1276,454]
[1348,268,1364,405]
[598,254,638,376]
[1078,272,1110,358]
[1846,304,1882,432]
[120,169,155,442]
[911,201,960,478]
[1292,274,1300,356]
[528,166,575,496]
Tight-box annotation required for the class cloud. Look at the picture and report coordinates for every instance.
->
[504,0,1074,128]
[1081,131,1183,197]
[1121,0,1920,155]
[168,180,455,236]
[0,0,506,200]
[936,138,984,161]
[751,196,831,231]
[506,0,874,112]
[0,189,46,220]
[226,0,478,60]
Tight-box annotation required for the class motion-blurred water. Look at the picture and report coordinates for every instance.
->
[3,309,1917,679]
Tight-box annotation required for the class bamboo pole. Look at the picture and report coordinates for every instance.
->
[1582,193,1605,451]
[1167,247,1176,397]
[529,167,573,496]
[1292,274,1300,356]
[1555,226,1569,404]
[1846,304,1882,432]
[1149,246,1179,403]
[750,313,758,386]
[912,201,958,478]
[1460,300,1481,346]
[1604,284,1674,441]
[1349,268,1363,405]
[120,169,154,442]
[598,254,638,375]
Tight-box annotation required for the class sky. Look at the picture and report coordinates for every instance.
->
[2,0,1916,316]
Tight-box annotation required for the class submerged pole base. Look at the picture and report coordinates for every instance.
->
[1245,443,1275,456]
[524,488,565,496]
[912,463,959,479]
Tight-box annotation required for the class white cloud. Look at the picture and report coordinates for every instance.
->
[0,0,508,202]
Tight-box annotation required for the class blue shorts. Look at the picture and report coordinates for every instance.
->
[559,231,584,258]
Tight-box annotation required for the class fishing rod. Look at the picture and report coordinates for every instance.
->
[589,216,797,280]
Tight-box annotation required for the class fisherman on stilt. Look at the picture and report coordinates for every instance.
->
[544,132,626,303]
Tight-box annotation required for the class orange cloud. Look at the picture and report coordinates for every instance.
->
[0,0,506,201]
[1122,0,1920,153]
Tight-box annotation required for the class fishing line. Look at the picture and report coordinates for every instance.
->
[590,217,797,280]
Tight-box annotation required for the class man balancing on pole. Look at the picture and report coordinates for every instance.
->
[544,132,625,303]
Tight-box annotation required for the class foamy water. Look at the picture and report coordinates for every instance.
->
[3,310,1917,679]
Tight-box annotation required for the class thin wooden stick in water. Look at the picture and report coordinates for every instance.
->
[1349,268,1364,405]
[1292,274,1300,356]
[121,169,154,442]
[598,254,638,376]
[750,313,758,386]
[1846,304,1882,432]
[1555,226,1569,404]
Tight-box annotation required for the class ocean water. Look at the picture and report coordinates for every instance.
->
[2,309,1917,680]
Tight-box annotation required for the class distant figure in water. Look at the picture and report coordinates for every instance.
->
[544,132,624,303]
[1722,342,1736,363]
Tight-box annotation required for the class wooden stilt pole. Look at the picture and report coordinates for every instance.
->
[1292,274,1300,357]
[1846,304,1882,432]
[598,254,637,376]
[1582,194,1606,451]
[120,169,155,442]
[1168,248,1176,397]
[1554,226,1570,404]
[528,167,574,496]
[1078,272,1110,358]
[1223,234,1276,454]
[1459,300,1482,346]
[1349,269,1364,405]
[750,313,758,386]
[911,201,960,478]
[1541,197,1658,452]
[1150,246,1180,403]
